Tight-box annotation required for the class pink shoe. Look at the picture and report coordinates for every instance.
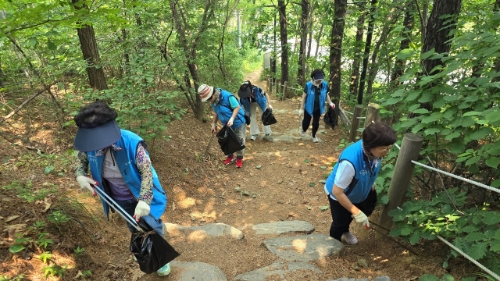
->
[235,158,243,168]
[223,155,234,165]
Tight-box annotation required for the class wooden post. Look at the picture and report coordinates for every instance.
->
[364,103,380,128]
[282,81,288,100]
[275,79,280,98]
[378,133,424,235]
[349,105,364,142]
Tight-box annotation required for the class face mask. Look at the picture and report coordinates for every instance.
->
[313,79,322,86]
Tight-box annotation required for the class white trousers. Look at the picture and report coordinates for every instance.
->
[249,103,272,136]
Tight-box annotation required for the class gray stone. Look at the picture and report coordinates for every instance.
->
[234,261,321,281]
[263,233,344,261]
[170,261,227,281]
[327,279,369,281]
[252,220,315,235]
[165,222,244,240]
[373,277,391,281]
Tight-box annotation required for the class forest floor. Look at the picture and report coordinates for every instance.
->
[0,69,482,281]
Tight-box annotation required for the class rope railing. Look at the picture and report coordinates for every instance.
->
[437,235,500,281]
[392,142,500,280]
[393,143,500,194]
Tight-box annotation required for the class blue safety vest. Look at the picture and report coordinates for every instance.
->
[211,88,246,129]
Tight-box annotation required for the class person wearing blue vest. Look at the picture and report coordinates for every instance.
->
[73,101,171,276]
[237,80,273,141]
[198,83,247,168]
[299,69,335,143]
[324,122,396,245]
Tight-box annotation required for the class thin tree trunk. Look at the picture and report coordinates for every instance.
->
[366,0,403,96]
[390,1,415,86]
[314,24,323,58]
[328,0,347,104]
[357,0,377,105]
[278,0,289,83]
[349,3,367,97]
[71,0,108,90]
[297,0,309,86]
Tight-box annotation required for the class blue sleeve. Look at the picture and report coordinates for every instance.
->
[228,95,240,109]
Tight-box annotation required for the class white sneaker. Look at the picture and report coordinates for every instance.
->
[312,137,319,143]
[342,232,358,245]
[300,130,306,137]
[250,134,258,141]
[157,263,171,276]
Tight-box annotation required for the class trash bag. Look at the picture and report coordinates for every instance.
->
[217,125,245,155]
[323,106,338,130]
[261,108,277,126]
[130,219,180,274]
[244,113,251,125]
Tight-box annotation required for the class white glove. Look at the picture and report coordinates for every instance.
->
[211,123,217,134]
[329,103,335,109]
[353,210,370,228]
[227,117,234,127]
[133,200,150,222]
[76,176,97,196]
[268,104,273,109]
[298,109,304,116]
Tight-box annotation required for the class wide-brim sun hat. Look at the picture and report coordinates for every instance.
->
[198,84,214,102]
[73,120,121,152]
[238,87,251,99]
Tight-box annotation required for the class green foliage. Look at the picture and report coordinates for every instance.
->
[390,188,500,274]
[35,233,53,249]
[47,210,71,226]
[39,251,52,264]
[0,274,25,281]
[74,246,86,256]
[9,233,32,253]
[43,264,65,278]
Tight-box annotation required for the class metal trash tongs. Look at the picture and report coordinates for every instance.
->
[92,185,143,232]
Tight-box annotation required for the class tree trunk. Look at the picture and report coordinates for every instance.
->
[357,0,377,105]
[348,3,367,97]
[278,0,289,84]
[390,1,415,86]
[297,0,309,86]
[72,0,108,90]
[366,0,403,96]
[169,1,215,120]
[328,0,347,104]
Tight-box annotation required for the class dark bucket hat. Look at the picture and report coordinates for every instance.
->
[73,120,121,152]
[238,81,251,99]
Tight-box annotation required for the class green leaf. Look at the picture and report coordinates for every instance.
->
[400,226,413,236]
[421,49,435,60]
[465,156,481,166]
[47,40,57,50]
[304,159,310,163]
[409,231,421,245]
[320,166,327,169]
[320,206,329,211]
[396,48,415,60]
[444,131,460,141]
[467,127,493,140]
[483,213,500,225]
[490,240,500,253]
[419,274,440,281]
[442,274,455,281]
[412,108,429,114]
[44,166,55,175]
[308,182,315,187]
[467,242,488,260]
[485,157,499,169]
[9,244,25,253]
[465,232,486,242]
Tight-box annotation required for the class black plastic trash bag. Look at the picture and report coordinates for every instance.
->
[217,125,245,155]
[130,219,180,274]
[244,113,251,125]
[323,106,338,130]
[261,108,277,126]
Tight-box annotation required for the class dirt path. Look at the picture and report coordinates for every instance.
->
[130,69,450,280]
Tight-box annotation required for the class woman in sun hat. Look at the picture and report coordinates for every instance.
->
[73,101,171,276]
[198,83,247,168]
[238,80,273,141]
[324,122,397,245]
[299,69,335,143]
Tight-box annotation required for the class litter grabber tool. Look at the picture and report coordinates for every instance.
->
[203,133,215,160]
[367,219,420,256]
[92,185,142,231]
[92,185,180,274]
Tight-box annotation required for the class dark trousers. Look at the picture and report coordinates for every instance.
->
[302,110,321,137]
[327,189,377,241]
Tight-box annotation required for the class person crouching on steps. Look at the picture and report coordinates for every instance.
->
[238,80,273,141]
[198,83,247,168]
[299,69,335,143]
[73,101,171,276]
[324,122,396,245]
